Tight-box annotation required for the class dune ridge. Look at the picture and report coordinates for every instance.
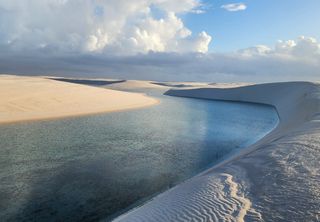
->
[114,82,320,221]
[0,75,158,124]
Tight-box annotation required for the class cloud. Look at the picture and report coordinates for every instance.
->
[0,0,211,55]
[1,37,319,83]
[221,3,247,12]
[0,2,318,82]
[239,36,320,61]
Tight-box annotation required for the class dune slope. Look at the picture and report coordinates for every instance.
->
[115,82,320,222]
[0,75,158,124]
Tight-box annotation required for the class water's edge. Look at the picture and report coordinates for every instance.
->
[109,91,279,221]
[114,82,320,222]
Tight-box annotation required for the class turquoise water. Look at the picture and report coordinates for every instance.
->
[0,90,278,221]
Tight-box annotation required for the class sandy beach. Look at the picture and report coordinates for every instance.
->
[0,75,158,124]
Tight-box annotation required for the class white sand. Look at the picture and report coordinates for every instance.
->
[115,82,320,222]
[111,80,168,89]
[0,75,158,124]
[98,79,212,90]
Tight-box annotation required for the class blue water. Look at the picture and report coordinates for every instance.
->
[0,89,278,221]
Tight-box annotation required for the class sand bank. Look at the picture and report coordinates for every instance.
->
[81,78,212,90]
[0,75,158,124]
[47,76,221,91]
[115,82,320,222]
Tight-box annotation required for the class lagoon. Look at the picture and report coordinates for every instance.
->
[0,90,278,221]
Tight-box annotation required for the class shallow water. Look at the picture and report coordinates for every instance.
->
[0,89,278,221]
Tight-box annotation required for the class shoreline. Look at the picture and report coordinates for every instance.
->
[0,100,160,126]
[0,75,159,125]
[115,81,320,221]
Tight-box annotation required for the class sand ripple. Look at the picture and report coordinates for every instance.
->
[114,173,262,222]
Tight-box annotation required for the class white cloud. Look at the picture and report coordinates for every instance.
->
[238,45,272,56]
[239,36,320,63]
[221,3,247,12]
[0,0,211,55]
[1,36,319,82]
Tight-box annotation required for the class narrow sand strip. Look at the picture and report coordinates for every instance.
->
[0,75,158,124]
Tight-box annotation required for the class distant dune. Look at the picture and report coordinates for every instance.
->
[0,75,158,124]
[115,82,320,222]
[49,77,126,86]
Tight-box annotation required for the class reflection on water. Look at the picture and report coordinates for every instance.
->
[0,90,278,221]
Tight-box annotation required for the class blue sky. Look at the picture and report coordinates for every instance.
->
[184,0,320,52]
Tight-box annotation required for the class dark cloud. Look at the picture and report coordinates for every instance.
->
[1,47,319,82]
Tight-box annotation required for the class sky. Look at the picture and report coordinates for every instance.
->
[0,0,319,82]
[186,0,320,52]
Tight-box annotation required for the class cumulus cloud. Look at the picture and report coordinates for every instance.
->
[1,36,319,82]
[221,3,247,12]
[0,0,211,55]
[239,36,320,62]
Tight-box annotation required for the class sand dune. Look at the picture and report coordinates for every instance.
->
[115,82,320,221]
[105,80,169,90]
[45,76,215,91]
[49,77,126,86]
[0,75,158,124]
[114,172,261,222]
[97,79,211,90]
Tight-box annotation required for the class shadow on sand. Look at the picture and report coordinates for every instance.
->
[50,78,126,86]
